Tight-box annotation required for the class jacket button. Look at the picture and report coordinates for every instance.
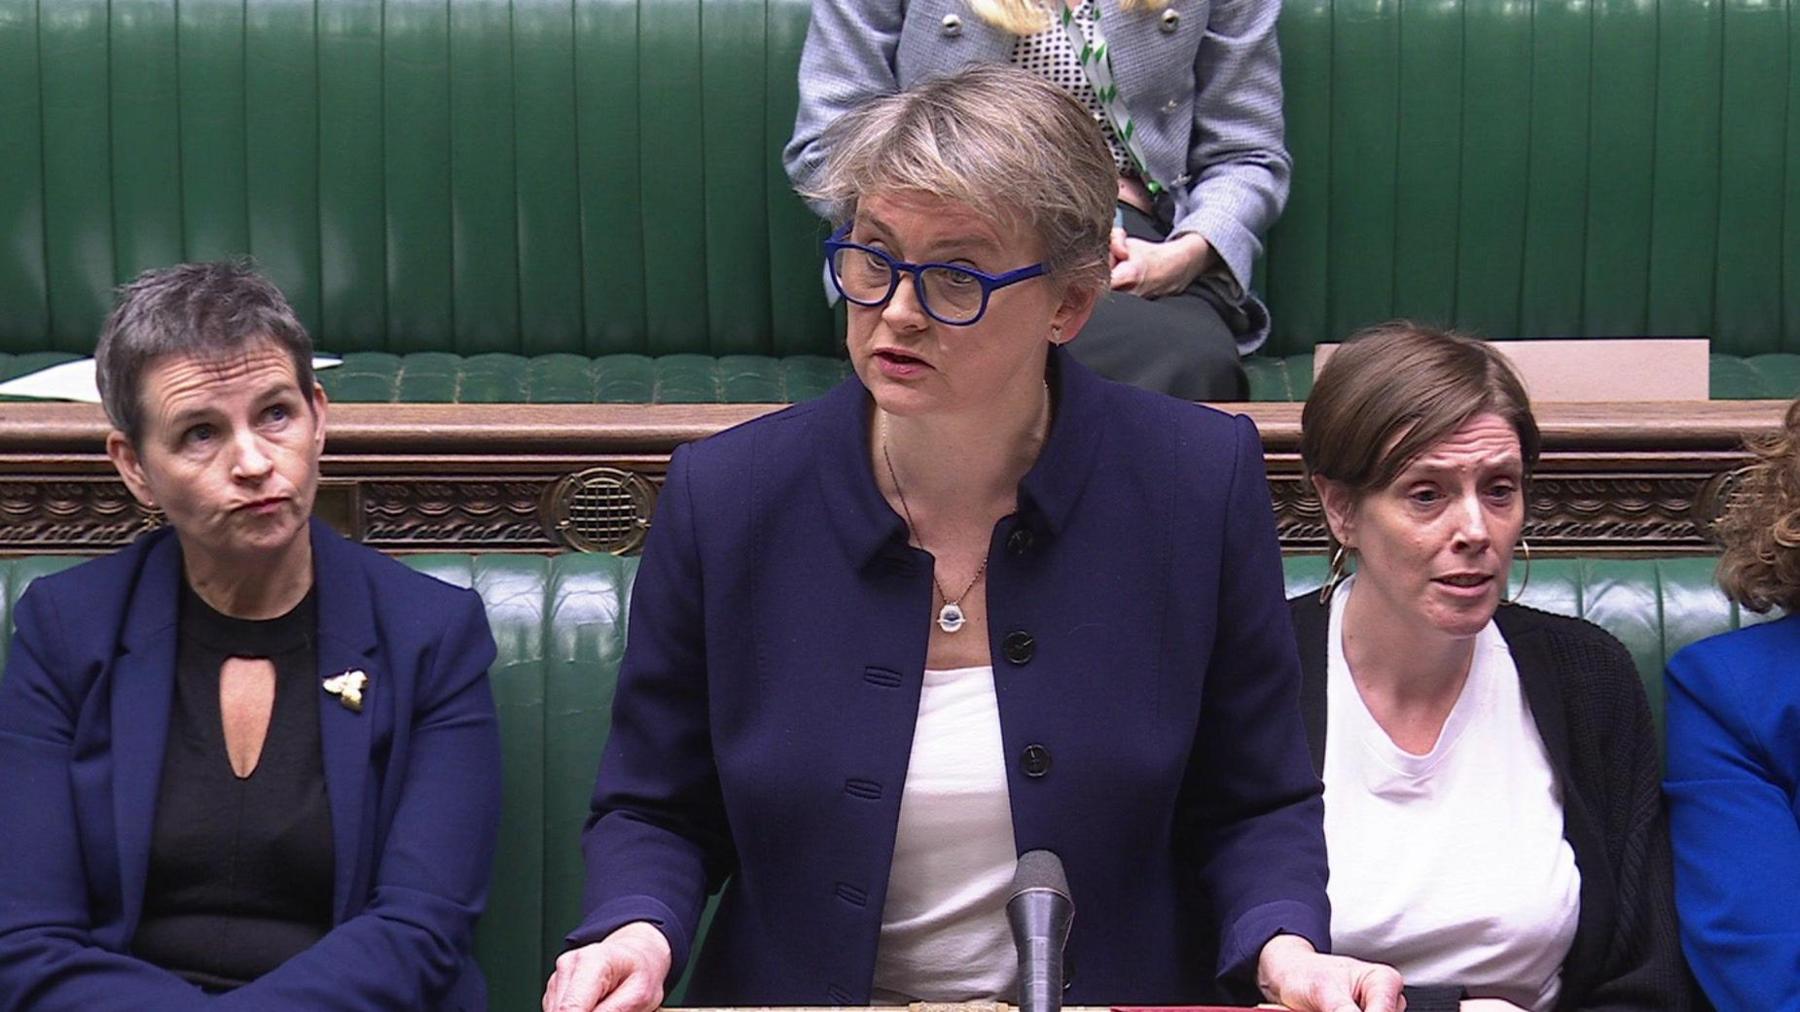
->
[1007,527,1036,556]
[941,13,962,35]
[1160,8,1180,32]
[1003,630,1035,665]
[1021,744,1052,777]
[1064,952,1076,991]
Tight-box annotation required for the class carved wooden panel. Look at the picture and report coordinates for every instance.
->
[0,478,160,550]
[0,401,1780,556]
[359,480,548,550]
[1269,471,1728,555]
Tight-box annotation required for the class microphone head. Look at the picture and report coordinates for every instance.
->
[1009,849,1071,904]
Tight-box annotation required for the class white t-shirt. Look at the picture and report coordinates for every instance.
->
[1324,577,1581,1012]
[870,665,1019,1003]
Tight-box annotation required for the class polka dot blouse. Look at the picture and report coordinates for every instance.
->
[1008,0,1134,175]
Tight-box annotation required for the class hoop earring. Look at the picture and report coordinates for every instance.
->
[1503,538,1532,605]
[1318,543,1350,604]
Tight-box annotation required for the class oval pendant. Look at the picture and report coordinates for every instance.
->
[937,602,966,633]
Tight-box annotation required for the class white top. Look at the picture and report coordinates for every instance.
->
[871,665,1019,1003]
[1323,576,1581,1011]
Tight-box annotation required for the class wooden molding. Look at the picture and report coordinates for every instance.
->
[0,400,1782,556]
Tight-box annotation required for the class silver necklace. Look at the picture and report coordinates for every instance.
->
[881,440,989,634]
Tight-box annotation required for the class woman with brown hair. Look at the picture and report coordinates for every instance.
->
[1664,399,1800,1011]
[1291,323,1688,1011]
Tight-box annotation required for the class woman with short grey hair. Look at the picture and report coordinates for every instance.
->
[550,66,1397,1012]
[785,0,1288,401]
[0,260,503,1010]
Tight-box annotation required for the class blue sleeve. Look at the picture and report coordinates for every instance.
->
[1189,414,1330,984]
[0,585,209,1012]
[567,445,732,984]
[213,588,503,1010]
[1664,637,1800,1011]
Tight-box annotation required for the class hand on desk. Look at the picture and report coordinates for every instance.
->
[543,920,672,1012]
[1256,934,1404,1012]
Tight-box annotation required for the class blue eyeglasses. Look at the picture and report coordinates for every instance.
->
[823,223,1046,326]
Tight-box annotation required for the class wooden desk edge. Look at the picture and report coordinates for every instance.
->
[0,400,1784,455]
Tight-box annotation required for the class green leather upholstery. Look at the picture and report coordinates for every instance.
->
[3,1,1796,401]
[319,351,851,404]
[1261,0,1800,361]
[0,551,1767,1007]
[1,0,834,365]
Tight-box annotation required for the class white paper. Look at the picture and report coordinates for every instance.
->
[0,356,343,403]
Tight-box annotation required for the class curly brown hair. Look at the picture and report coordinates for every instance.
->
[1716,398,1800,613]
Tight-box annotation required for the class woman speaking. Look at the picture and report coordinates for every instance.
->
[1291,325,1688,1011]
[548,66,1397,1012]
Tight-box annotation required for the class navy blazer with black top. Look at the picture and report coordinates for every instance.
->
[0,519,502,1011]
[1289,597,1691,1011]
[571,348,1329,1004]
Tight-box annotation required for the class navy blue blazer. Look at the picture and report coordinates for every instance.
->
[570,349,1329,1004]
[0,519,502,1011]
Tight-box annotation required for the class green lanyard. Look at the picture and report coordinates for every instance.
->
[1059,3,1166,196]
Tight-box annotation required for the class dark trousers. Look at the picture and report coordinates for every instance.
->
[1065,203,1248,402]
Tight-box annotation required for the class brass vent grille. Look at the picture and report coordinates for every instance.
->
[543,467,658,554]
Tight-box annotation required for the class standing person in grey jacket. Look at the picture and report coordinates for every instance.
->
[785,0,1289,402]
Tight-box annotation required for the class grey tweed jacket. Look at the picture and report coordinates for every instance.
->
[783,0,1290,301]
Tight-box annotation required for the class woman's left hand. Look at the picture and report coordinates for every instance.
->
[1109,231,1217,298]
[1256,934,1405,1012]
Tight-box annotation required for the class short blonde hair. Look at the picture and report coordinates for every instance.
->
[1716,398,1800,613]
[969,0,1173,35]
[799,64,1114,293]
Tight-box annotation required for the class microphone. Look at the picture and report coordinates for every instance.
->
[1007,850,1074,1012]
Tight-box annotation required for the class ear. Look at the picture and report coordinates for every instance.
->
[107,431,157,510]
[1047,279,1102,346]
[1310,474,1358,548]
[308,381,329,455]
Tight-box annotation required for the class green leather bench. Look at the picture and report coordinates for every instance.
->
[3,0,1796,402]
[0,552,1769,1008]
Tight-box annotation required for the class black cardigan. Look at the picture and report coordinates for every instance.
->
[1288,597,1693,1012]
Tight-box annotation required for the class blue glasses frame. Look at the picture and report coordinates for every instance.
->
[823,223,1046,326]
